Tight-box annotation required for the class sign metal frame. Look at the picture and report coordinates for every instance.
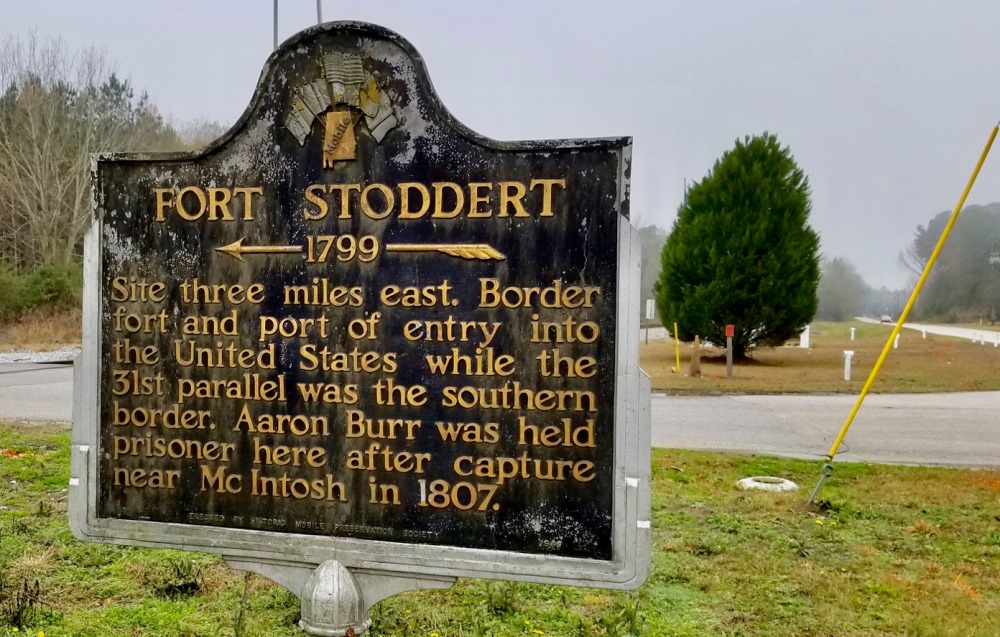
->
[70,21,650,594]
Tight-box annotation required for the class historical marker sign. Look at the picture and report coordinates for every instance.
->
[72,22,649,599]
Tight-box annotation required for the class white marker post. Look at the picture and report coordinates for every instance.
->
[645,299,654,344]
[893,334,900,349]
[800,325,810,349]
[843,350,854,381]
[850,327,855,341]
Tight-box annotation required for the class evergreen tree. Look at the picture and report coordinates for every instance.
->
[655,133,820,357]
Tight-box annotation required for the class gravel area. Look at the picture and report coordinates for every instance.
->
[0,347,80,364]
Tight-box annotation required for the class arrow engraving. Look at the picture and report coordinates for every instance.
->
[215,238,304,262]
[386,244,505,261]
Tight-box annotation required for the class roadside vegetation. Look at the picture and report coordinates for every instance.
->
[0,34,224,333]
[642,319,1000,394]
[0,263,81,322]
[2,423,998,636]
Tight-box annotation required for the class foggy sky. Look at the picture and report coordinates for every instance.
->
[6,0,1000,290]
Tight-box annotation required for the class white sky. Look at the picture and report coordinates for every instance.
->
[6,0,1000,290]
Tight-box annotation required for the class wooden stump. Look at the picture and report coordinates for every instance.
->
[689,335,702,377]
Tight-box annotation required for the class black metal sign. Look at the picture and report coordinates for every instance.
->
[93,22,630,562]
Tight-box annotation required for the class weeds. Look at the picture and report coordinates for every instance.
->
[33,501,52,519]
[6,515,29,536]
[0,307,80,352]
[605,595,646,637]
[231,572,252,637]
[485,581,518,615]
[149,558,203,599]
[0,574,59,630]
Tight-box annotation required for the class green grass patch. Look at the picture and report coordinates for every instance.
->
[2,422,999,635]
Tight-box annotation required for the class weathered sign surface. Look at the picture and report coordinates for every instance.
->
[72,21,648,592]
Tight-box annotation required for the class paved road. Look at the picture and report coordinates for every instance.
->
[2,362,998,467]
[855,316,1000,344]
[0,363,75,422]
[654,392,1000,467]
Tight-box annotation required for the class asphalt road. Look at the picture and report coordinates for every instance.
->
[654,392,1000,467]
[0,363,75,422]
[1,362,998,467]
[856,316,1000,343]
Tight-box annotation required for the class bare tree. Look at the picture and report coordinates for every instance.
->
[177,118,229,150]
[0,33,178,270]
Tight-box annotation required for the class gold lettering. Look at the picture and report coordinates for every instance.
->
[207,187,234,220]
[467,182,493,218]
[154,188,174,222]
[498,181,529,217]
[432,182,464,218]
[361,183,394,219]
[529,178,567,217]
[176,186,207,220]
[329,184,361,219]
[303,184,329,220]
[232,187,263,220]
[114,468,180,489]
[398,182,430,219]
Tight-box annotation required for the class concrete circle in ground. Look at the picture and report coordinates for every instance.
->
[737,476,799,492]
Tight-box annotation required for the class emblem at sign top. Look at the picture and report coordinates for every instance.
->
[284,52,399,166]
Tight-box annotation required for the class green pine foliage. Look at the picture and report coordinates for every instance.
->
[655,133,820,357]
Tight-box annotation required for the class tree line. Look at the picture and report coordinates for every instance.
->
[0,35,224,316]
[641,136,1000,350]
[642,206,1000,334]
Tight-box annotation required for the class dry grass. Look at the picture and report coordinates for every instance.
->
[642,320,1000,393]
[0,308,81,351]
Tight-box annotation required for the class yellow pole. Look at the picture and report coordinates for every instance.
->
[674,322,681,373]
[806,123,999,506]
[824,123,999,463]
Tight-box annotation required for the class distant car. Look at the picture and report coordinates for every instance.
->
[880,315,892,323]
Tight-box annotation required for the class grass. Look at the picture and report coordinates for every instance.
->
[642,320,1000,393]
[0,309,80,353]
[2,422,999,636]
